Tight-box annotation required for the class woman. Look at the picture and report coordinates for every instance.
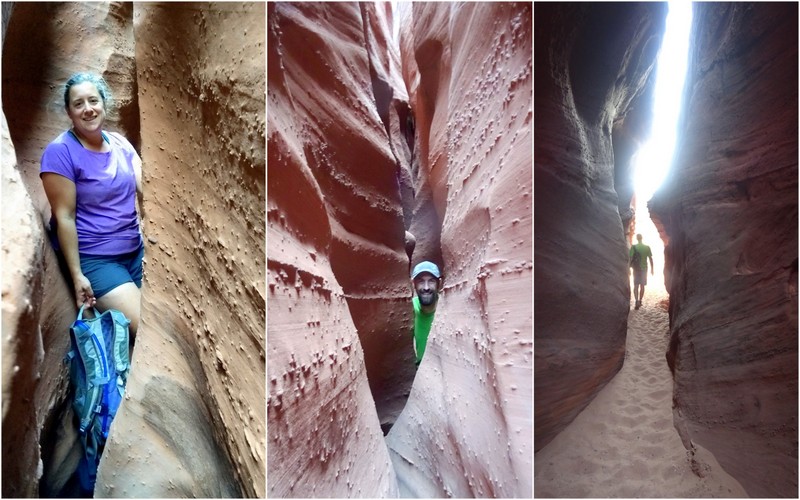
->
[40,72,143,339]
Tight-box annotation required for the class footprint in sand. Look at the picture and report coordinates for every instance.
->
[535,287,747,497]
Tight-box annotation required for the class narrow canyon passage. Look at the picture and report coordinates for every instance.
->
[2,3,265,496]
[535,282,747,498]
[268,3,532,497]
[535,3,797,496]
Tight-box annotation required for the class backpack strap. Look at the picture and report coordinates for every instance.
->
[71,312,111,432]
[76,304,102,322]
[109,310,131,377]
[77,420,102,491]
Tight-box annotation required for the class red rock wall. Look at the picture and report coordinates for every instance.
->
[357,2,421,425]
[1,108,62,498]
[394,3,443,273]
[649,3,798,497]
[267,3,405,496]
[534,3,666,452]
[384,3,532,497]
[1,3,265,496]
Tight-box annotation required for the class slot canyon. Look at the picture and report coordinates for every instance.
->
[267,2,531,498]
[2,2,265,497]
[535,3,797,498]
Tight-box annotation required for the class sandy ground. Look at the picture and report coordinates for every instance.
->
[534,283,749,498]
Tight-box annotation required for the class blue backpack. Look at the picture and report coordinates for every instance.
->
[67,305,131,492]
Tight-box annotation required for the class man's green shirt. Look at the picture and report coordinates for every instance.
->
[412,295,436,364]
[630,242,652,271]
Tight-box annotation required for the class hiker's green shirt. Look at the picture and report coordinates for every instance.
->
[413,295,436,364]
[630,242,652,271]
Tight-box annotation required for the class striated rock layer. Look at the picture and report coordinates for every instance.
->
[534,3,666,452]
[1,107,73,498]
[267,2,533,496]
[649,3,798,497]
[96,3,266,497]
[267,2,407,497]
[356,1,421,426]
[2,2,265,496]
[385,3,532,497]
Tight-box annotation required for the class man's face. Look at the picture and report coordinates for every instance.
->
[414,272,440,306]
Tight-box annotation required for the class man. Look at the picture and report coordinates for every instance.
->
[629,233,654,310]
[411,261,441,365]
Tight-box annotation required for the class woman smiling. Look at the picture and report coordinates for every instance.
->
[40,72,144,340]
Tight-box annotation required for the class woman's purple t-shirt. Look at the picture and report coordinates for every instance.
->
[40,130,142,256]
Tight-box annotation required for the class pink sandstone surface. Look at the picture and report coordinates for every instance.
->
[649,3,798,497]
[267,1,532,497]
[385,3,532,497]
[267,2,406,496]
[2,3,265,496]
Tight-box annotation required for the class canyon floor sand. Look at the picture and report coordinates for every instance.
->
[535,284,748,498]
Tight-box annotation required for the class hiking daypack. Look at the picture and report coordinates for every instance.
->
[67,305,131,492]
[630,246,641,268]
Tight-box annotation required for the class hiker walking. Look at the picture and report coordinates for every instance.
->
[40,73,144,338]
[411,261,441,366]
[629,234,654,309]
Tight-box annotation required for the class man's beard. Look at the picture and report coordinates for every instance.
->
[418,290,438,306]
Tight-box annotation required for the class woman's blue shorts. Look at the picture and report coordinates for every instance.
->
[80,243,144,298]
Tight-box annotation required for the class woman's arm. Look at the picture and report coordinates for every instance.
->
[133,153,144,223]
[41,173,96,308]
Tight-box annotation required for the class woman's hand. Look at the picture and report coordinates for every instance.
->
[73,273,96,308]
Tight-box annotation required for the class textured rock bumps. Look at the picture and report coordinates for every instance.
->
[268,2,532,496]
[267,3,405,497]
[386,3,532,497]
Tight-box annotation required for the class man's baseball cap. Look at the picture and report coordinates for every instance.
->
[411,261,441,279]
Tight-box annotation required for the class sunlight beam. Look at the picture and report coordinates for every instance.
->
[633,1,693,205]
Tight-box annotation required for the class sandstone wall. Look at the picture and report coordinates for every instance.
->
[533,3,666,452]
[385,3,532,497]
[394,3,443,274]
[1,107,66,498]
[267,3,405,496]
[357,2,421,426]
[95,3,266,497]
[649,3,798,497]
[1,2,265,496]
